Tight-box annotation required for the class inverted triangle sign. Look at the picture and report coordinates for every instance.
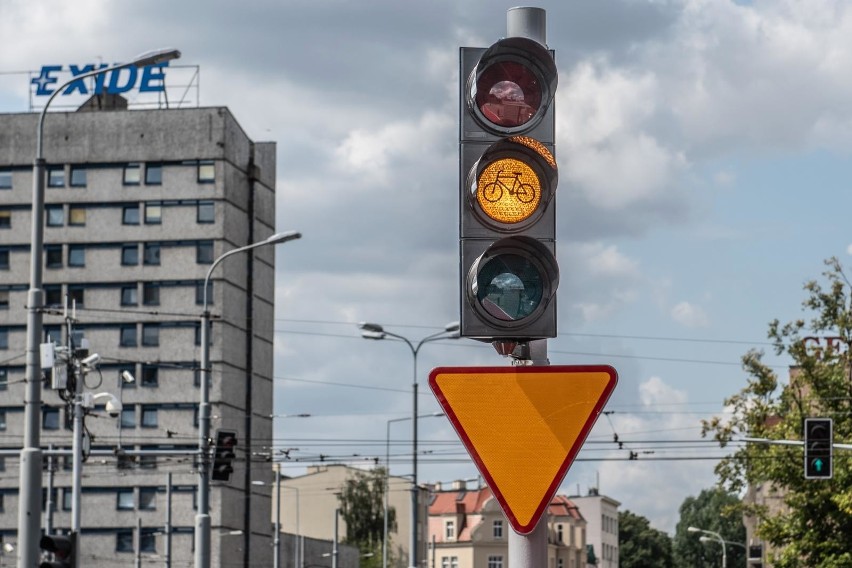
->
[429,365,617,534]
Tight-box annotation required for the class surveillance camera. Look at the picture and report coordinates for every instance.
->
[81,353,101,367]
[105,397,123,418]
[120,370,136,384]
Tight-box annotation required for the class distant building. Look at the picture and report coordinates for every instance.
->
[570,489,620,568]
[428,480,587,568]
[0,101,277,567]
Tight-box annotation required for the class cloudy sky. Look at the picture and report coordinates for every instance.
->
[4,0,852,534]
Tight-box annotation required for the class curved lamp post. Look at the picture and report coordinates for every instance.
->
[196,230,301,568]
[359,321,459,568]
[688,526,744,568]
[17,47,181,568]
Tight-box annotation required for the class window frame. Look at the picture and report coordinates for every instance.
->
[119,324,137,347]
[123,163,141,186]
[0,249,9,270]
[68,205,86,226]
[117,489,135,510]
[122,204,140,225]
[197,160,215,183]
[142,282,160,306]
[121,244,139,266]
[120,285,138,306]
[197,201,215,223]
[47,167,65,188]
[42,408,61,430]
[142,324,160,347]
[67,245,85,268]
[0,170,11,189]
[0,208,10,229]
[197,241,214,264]
[46,205,64,227]
[144,203,162,224]
[143,243,161,266]
[141,405,158,428]
[69,166,87,187]
[145,163,163,185]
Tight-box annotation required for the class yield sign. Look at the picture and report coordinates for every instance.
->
[429,365,617,534]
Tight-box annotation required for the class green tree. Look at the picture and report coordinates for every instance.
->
[337,467,396,567]
[672,488,746,568]
[703,258,852,567]
[619,510,674,568]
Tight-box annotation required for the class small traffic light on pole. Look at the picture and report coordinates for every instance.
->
[211,429,237,482]
[39,532,76,568]
[804,418,832,479]
[459,28,559,342]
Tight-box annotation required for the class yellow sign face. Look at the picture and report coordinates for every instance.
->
[429,365,617,534]
[476,157,541,224]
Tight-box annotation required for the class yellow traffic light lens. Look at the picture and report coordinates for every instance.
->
[475,253,543,321]
[476,158,541,224]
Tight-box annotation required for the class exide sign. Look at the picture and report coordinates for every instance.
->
[31,62,171,97]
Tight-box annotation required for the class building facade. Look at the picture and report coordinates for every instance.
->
[0,103,276,566]
[570,489,620,568]
[428,481,587,568]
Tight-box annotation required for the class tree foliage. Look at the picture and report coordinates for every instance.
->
[619,510,674,568]
[702,258,852,567]
[337,467,396,567]
[672,488,746,568]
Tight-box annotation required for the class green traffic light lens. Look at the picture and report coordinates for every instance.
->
[475,253,543,322]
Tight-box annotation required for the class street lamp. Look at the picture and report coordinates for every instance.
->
[359,321,459,568]
[688,526,744,568]
[196,230,302,568]
[384,413,443,568]
[17,46,181,568]
[253,467,302,568]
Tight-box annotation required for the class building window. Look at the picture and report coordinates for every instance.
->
[145,203,162,224]
[557,524,564,542]
[68,205,86,226]
[70,166,87,187]
[0,369,7,390]
[493,519,503,539]
[46,245,62,268]
[197,241,213,264]
[48,167,65,187]
[0,328,8,349]
[0,170,11,189]
[441,558,459,568]
[487,556,503,568]
[68,286,84,308]
[143,243,161,265]
[68,245,85,267]
[0,209,10,229]
[0,249,7,270]
[142,324,159,347]
[196,281,212,305]
[197,201,215,223]
[141,365,158,387]
[557,559,564,568]
[116,530,134,552]
[140,529,157,553]
[0,410,6,430]
[120,407,136,429]
[117,489,134,510]
[123,163,141,185]
[121,285,138,306]
[139,488,157,510]
[198,160,215,183]
[122,244,139,266]
[146,163,162,185]
[44,325,61,344]
[43,408,60,430]
[122,204,140,225]
[0,290,8,309]
[120,325,137,347]
[142,282,160,305]
[45,285,62,307]
[141,406,158,428]
[445,520,455,540]
[46,205,64,226]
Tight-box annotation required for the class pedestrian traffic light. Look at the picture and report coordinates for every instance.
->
[39,532,75,568]
[211,429,237,481]
[804,418,832,479]
[459,34,559,341]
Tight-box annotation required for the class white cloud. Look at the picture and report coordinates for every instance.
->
[671,300,710,328]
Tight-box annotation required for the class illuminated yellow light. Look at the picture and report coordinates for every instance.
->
[509,136,556,169]
[476,158,541,224]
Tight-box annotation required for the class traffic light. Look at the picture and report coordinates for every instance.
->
[804,418,832,479]
[459,33,559,341]
[211,429,237,481]
[39,532,75,568]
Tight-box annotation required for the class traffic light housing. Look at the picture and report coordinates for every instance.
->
[460,35,559,341]
[804,418,832,479]
[211,429,237,481]
[39,532,75,568]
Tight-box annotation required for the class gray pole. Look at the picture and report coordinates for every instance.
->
[44,445,54,536]
[17,49,180,568]
[504,8,551,568]
[70,370,83,568]
[410,350,419,568]
[196,232,300,568]
[273,466,281,568]
[332,509,339,568]
[135,517,142,568]
[165,473,172,568]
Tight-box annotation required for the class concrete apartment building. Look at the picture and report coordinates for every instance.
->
[428,481,588,568]
[0,102,276,567]
[570,489,620,568]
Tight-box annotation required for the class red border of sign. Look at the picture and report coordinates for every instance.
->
[428,365,618,534]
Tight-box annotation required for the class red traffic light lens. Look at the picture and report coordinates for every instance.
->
[474,61,542,129]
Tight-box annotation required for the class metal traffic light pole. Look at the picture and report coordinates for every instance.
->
[504,9,550,568]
